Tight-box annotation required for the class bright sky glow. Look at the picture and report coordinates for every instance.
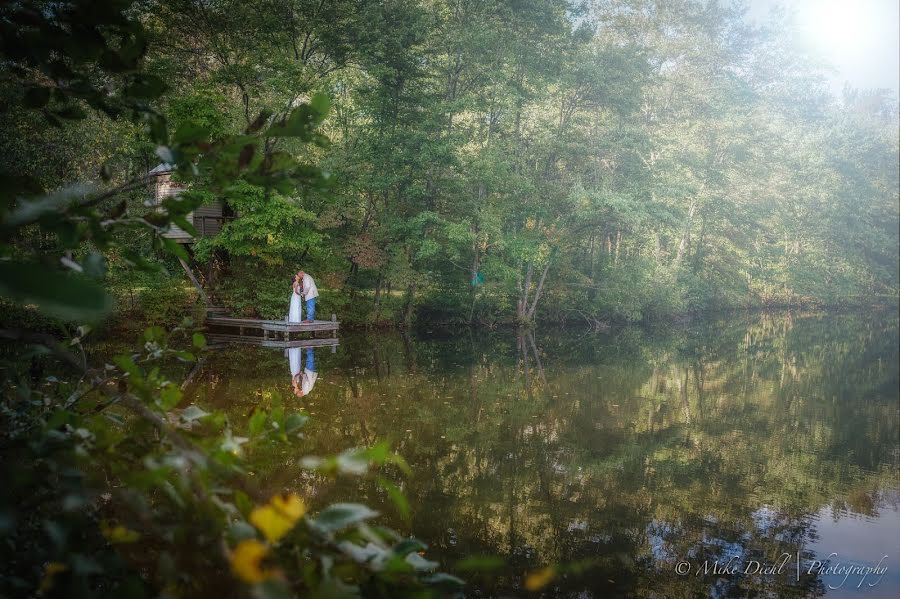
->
[802,0,877,57]
[744,0,900,97]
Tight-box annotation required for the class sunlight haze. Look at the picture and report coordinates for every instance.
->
[745,0,900,97]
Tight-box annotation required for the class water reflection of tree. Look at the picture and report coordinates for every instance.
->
[185,313,898,597]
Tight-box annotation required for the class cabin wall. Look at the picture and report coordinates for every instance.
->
[154,173,187,203]
[154,173,192,241]
[193,202,225,237]
[152,171,225,241]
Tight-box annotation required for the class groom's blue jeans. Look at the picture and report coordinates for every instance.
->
[305,297,316,321]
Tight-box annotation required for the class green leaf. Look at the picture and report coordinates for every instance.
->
[234,491,254,518]
[386,452,412,476]
[377,477,410,523]
[405,552,438,572]
[227,520,257,543]
[248,409,266,437]
[173,350,195,362]
[423,573,465,590]
[160,236,189,260]
[172,215,198,237]
[309,503,378,534]
[192,332,207,349]
[145,113,168,144]
[0,261,110,322]
[112,354,140,378]
[155,145,175,164]
[2,183,97,229]
[335,449,369,475]
[83,252,106,279]
[180,405,209,421]
[310,93,331,119]
[284,413,308,434]
[391,538,425,557]
[158,384,181,410]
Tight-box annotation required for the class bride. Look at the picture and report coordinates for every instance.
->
[287,272,303,323]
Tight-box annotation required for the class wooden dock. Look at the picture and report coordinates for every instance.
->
[205,313,339,343]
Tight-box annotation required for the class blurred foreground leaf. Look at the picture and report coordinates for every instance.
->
[0,262,110,322]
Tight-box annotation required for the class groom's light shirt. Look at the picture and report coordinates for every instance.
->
[301,273,319,299]
[302,369,318,395]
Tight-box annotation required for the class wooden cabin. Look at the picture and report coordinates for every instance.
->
[149,163,231,243]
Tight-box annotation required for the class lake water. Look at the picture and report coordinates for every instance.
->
[188,311,899,597]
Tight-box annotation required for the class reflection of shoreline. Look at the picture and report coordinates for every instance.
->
[195,313,899,597]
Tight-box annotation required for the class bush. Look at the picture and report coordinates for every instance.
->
[592,260,685,323]
[1,326,464,598]
[136,279,197,327]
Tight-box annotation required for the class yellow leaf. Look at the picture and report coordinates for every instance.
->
[101,523,141,543]
[524,566,556,591]
[249,493,307,543]
[39,562,67,594]
[229,539,279,583]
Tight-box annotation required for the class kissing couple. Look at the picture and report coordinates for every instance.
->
[287,270,318,323]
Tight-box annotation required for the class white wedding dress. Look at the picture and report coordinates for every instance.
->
[287,288,303,323]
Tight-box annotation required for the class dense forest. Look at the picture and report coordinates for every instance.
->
[2,0,897,330]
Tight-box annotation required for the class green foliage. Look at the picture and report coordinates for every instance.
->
[0,2,462,596]
[193,181,323,266]
[204,1,900,324]
[168,87,230,141]
[213,265,296,319]
[1,325,462,597]
[592,262,686,323]
[134,278,196,328]
[3,0,899,329]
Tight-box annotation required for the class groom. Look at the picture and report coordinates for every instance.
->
[294,270,319,323]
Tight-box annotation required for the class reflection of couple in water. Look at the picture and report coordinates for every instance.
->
[287,346,317,398]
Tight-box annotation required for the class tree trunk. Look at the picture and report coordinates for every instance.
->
[177,256,208,304]
[674,199,697,268]
[468,247,480,324]
[373,271,383,322]
[526,258,552,321]
[588,232,595,280]
[654,231,662,266]
[373,272,382,306]
[614,230,621,266]
[403,282,416,329]
[517,261,533,321]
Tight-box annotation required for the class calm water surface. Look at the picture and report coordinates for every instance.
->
[188,312,899,597]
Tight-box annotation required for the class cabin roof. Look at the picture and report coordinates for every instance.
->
[149,163,175,175]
